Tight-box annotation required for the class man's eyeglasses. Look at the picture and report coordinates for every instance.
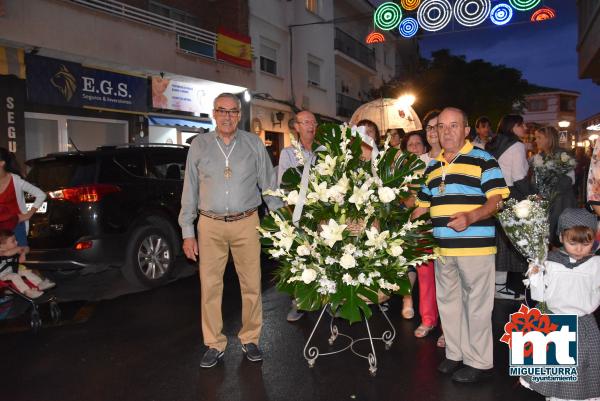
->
[297,121,317,127]
[214,108,240,117]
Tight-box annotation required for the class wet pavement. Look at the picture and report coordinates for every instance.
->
[0,261,553,401]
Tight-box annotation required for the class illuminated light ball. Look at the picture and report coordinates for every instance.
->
[508,0,541,11]
[490,3,513,25]
[417,0,452,32]
[454,0,491,27]
[530,6,557,22]
[365,32,386,44]
[374,2,403,31]
[401,0,421,11]
[399,17,419,38]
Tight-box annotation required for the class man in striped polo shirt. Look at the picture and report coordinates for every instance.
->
[413,107,510,383]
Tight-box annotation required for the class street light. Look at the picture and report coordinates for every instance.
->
[395,94,416,110]
[243,90,251,103]
[558,120,571,128]
[589,134,599,142]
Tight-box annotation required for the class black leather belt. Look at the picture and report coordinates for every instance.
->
[199,207,258,222]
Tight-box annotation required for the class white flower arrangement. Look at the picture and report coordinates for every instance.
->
[259,123,436,322]
[497,196,549,266]
[531,152,576,200]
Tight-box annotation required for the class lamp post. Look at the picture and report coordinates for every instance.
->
[558,120,571,148]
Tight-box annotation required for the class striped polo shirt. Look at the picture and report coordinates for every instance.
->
[416,141,509,256]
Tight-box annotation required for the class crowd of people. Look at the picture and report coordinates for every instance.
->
[178,93,599,400]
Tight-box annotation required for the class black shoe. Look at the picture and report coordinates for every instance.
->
[437,358,463,374]
[200,348,224,368]
[451,366,493,383]
[242,343,263,362]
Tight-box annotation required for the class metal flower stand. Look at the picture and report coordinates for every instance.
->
[303,303,396,376]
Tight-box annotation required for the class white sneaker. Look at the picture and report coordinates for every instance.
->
[23,288,44,299]
[37,279,56,291]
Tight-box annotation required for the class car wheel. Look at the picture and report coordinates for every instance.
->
[122,225,175,287]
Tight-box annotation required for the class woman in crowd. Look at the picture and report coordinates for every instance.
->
[419,110,442,166]
[486,115,530,300]
[357,119,380,162]
[400,126,441,341]
[533,126,577,246]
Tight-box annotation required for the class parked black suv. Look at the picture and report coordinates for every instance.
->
[24,144,188,287]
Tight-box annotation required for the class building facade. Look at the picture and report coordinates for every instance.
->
[577,0,600,84]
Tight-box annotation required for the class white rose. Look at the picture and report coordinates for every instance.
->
[339,253,357,269]
[301,268,317,284]
[297,245,311,256]
[560,152,570,163]
[377,186,396,203]
[286,190,299,205]
[387,244,404,257]
[513,199,532,219]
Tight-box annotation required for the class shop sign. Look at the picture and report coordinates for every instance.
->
[0,75,26,165]
[152,76,213,115]
[25,54,147,112]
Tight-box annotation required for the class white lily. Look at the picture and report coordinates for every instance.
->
[315,155,337,176]
[307,181,329,203]
[365,226,390,250]
[319,219,347,247]
[348,182,374,209]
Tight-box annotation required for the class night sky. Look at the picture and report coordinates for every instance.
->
[370,1,599,120]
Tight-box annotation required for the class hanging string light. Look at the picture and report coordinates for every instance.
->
[374,2,403,31]
[509,0,541,11]
[417,0,453,32]
[530,6,556,22]
[365,32,386,44]
[453,0,491,27]
[490,3,513,25]
[401,0,421,11]
[399,17,419,37]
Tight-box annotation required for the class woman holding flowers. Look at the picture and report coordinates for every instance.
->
[486,114,531,300]
[532,126,577,246]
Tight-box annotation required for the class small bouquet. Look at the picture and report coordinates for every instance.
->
[496,196,549,301]
[530,151,576,200]
[259,123,436,323]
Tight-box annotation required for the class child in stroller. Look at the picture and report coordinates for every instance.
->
[0,229,54,298]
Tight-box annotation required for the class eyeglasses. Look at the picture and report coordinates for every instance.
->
[437,122,464,131]
[214,108,240,117]
[297,121,317,127]
[426,125,437,132]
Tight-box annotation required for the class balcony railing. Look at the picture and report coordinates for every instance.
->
[336,93,362,118]
[66,0,217,59]
[334,28,376,70]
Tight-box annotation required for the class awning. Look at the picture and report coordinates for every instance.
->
[148,116,213,129]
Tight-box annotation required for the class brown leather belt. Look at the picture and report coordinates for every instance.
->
[199,207,258,222]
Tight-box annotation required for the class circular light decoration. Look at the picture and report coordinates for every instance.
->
[508,0,541,11]
[531,6,556,22]
[454,0,491,27]
[417,0,452,32]
[490,3,513,25]
[374,2,403,31]
[365,32,386,44]
[399,17,419,38]
[401,0,421,11]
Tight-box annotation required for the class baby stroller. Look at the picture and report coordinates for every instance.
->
[0,278,61,331]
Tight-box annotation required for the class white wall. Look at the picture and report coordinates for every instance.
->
[25,118,59,161]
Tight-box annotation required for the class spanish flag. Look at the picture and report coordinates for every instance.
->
[216,27,252,69]
[0,47,25,79]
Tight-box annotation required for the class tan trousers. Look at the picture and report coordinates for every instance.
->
[435,254,495,370]
[198,212,262,351]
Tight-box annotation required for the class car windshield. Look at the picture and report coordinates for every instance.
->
[26,156,97,191]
